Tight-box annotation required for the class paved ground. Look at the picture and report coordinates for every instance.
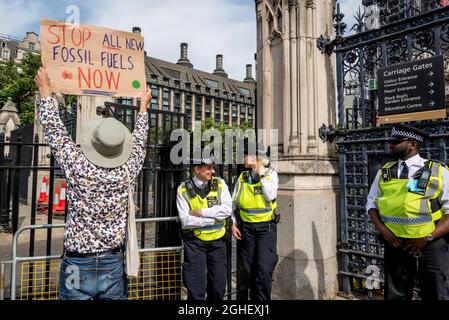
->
[0,204,65,299]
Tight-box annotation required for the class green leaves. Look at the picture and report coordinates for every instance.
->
[0,53,42,125]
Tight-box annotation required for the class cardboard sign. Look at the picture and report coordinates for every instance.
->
[40,19,146,97]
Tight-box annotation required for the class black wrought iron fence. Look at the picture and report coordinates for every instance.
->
[322,3,449,297]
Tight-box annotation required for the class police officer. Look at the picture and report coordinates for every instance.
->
[176,149,232,300]
[231,142,279,300]
[367,124,449,300]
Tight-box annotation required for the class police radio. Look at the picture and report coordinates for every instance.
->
[417,168,431,190]
[210,178,218,191]
[408,164,432,195]
[185,180,196,197]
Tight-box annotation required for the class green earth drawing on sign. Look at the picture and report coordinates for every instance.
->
[132,80,141,89]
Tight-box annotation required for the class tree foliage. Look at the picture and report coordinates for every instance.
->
[200,117,253,134]
[0,53,42,125]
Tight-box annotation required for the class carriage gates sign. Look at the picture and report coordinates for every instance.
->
[40,19,146,97]
[378,55,446,124]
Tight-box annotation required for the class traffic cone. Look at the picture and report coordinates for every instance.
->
[45,179,50,204]
[37,177,47,204]
[52,185,60,213]
[37,177,49,214]
[55,181,66,213]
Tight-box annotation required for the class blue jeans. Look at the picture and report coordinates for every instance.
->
[59,252,127,300]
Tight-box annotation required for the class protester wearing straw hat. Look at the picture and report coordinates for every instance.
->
[367,124,449,300]
[34,67,151,300]
[176,147,232,300]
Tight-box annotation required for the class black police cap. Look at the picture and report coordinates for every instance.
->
[388,124,429,143]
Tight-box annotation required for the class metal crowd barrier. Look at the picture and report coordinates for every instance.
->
[9,217,182,300]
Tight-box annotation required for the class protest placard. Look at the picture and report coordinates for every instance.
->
[40,19,146,97]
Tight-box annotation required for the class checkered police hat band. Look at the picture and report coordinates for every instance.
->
[191,157,213,165]
[391,127,424,142]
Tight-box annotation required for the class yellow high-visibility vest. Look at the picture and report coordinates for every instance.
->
[179,178,226,241]
[234,169,277,223]
[374,160,444,238]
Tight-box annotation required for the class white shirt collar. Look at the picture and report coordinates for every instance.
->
[399,154,423,168]
[192,175,207,188]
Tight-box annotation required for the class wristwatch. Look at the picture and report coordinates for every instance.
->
[426,233,434,242]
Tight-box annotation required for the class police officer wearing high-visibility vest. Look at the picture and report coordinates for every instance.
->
[176,148,232,300]
[231,141,279,300]
[367,124,449,300]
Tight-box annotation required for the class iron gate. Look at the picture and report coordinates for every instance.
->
[0,99,244,299]
[320,2,449,296]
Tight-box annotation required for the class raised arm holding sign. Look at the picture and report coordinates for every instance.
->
[34,65,151,300]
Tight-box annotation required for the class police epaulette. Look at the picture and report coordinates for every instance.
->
[428,160,448,169]
[242,171,249,182]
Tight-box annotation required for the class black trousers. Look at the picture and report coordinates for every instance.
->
[384,236,449,300]
[237,220,278,300]
[182,237,227,300]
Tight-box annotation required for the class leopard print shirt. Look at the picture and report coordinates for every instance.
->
[38,97,149,253]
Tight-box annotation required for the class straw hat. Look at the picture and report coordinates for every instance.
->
[80,117,133,168]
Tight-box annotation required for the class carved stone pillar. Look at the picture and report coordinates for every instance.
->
[255,0,338,299]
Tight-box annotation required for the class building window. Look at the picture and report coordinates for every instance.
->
[1,42,6,48]
[205,97,211,119]
[232,102,238,124]
[174,90,181,113]
[29,42,35,51]
[162,87,170,111]
[214,99,221,122]
[205,79,219,89]
[115,97,134,130]
[185,83,191,90]
[248,106,254,126]
[195,95,202,121]
[151,85,159,109]
[240,105,246,123]
[185,93,192,116]
[162,78,169,85]
[223,102,230,124]
[1,49,10,60]
[117,97,132,105]
[239,87,251,96]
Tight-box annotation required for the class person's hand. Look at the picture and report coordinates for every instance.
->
[34,67,51,98]
[403,238,427,255]
[140,88,152,113]
[189,209,202,217]
[379,227,403,248]
[231,224,242,240]
[256,165,266,177]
